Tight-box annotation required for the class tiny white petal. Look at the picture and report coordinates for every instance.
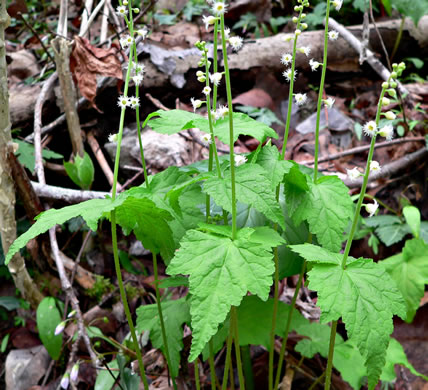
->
[370,160,381,172]
[229,36,243,51]
[295,93,307,106]
[108,133,118,143]
[324,97,335,108]
[234,155,247,167]
[70,364,79,382]
[363,121,377,137]
[365,200,379,217]
[209,72,223,86]
[347,167,361,182]
[378,124,394,141]
[332,0,343,11]
[328,30,339,40]
[60,374,70,389]
[203,86,211,95]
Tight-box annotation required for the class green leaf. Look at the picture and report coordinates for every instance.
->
[333,340,367,390]
[363,214,402,227]
[290,244,406,389]
[421,221,428,244]
[256,144,293,190]
[136,298,190,377]
[167,227,280,360]
[159,275,189,288]
[290,176,353,252]
[381,338,428,382]
[94,359,118,390]
[375,223,411,246]
[382,238,428,322]
[5,197,125,265]
[203,164,285,229]
[64,152,95,190]
[14,139,63,173]
[283,165,310,219]
[403,205,421,238]
[114,196,175,261]
[389,0,428,25]
[236,295,308,349]
[192,112,278,145]
[295,321,344,359]
[0,296,21,311]
[36,297,62,360]
[148,109,202,135]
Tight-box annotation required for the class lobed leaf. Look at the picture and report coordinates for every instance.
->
[136,298,190,377]
[291,244,406,389]
[288,175,353,252]
[203,164,285,229]
[167,227,282,360]
[148,109,202,135]
[5,197,126,265]
[382,238,428,322]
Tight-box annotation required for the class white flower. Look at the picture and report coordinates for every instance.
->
[70,364,79,382]
[224,27,231,39]
[328,30,339,40]
[133,62,145,74]
[120,34,134,48]
[283,68,297,82]
[363,120,377,137]
[116,5,128,16]
[60,373,70,389]
[324,97,335,108]
[136,27,148,39]
[129,96,140,109]
[215,105,229,120]
[331,0,343,11]
[378,124,394,141]
[295,29,301,36]
[108,133,118,143]
[202,15,217,30]
[309,58,322,71]
[347,167,361,181]
[212,1,227,15]
[123,0,128,5]
[132,74,144,86]
[209,72,223,86]
[370,160,381,172]
[384,111,396,120]
[117,95,130,108]
[280,53,293,65]
[203,86,212,95]
[365,200,379,217]
[295,93,307,106]
[298,46,311,56]
[201,133,212,146]
[191,97,203,111]
[228,36,243,51]
[234,154,247,167]
[55,321,66,336]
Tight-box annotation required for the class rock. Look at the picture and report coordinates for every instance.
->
[129,240,150,257]
[105,125,191,174]
[5,345,50,390]
[296,107,354,148]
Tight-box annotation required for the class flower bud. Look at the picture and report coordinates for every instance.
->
[381,81,389,89]
[391,71,397,78]
[295,29,301,36]
[294,5,300,11]
[384,111,396,120]
[365,200,379,218]
[55,321,66,336]
[301,23,308,29]
[132,8,139,13]
[386,88,397,98]
[390,81,397,88]
[196,70,204,77]
[301,13,307,18]
[70,363,79,382]
[292,16,298,23]
[381,97,390,106]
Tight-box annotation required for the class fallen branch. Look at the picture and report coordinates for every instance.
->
[32,181,108,202]
[328,17,408,96]
[343,147,428,188]
[301,136,426,165]
[87,131,115,187]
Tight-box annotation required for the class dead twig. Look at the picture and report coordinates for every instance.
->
[31,181,108,202]
[327,18,408,97]
[301,136,426,165]
[87,131,115,187]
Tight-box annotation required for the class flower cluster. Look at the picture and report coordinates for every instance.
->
[117,95,140,109]
[347,62,406,217]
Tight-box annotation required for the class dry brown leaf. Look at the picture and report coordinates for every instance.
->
[232,88,274,110]
[70,36,123,111]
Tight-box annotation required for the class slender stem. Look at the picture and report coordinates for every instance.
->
[241,345,255,390]
[222,326,234,390]
[212,20,219,110]
[111,213,149,389]
[194,358,201,390]
[280,9,303,160]
[313,0,331,181]
[324,82,390,389]
[324,320,338,390]
[220,15,237,239]
[308,370,326,390]
[209,340,218,390]
[268,240,280,390]
[231,307,245,390]
[274,261,306,390]
[153,253,177,390]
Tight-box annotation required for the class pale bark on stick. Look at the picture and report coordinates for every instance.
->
[32,181,108,202]
[51,36,85,158]
[87,131,114,186]
[0,0,43,309]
